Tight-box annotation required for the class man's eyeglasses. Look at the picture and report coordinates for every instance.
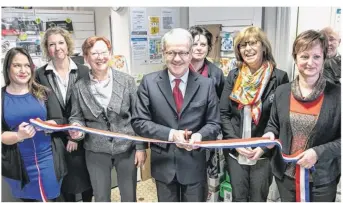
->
[239,40,259,50]
[90,51,110,58]
[164,51,190,59]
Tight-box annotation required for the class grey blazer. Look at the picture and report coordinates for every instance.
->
[131,69,221,185]
[69,68,146,155]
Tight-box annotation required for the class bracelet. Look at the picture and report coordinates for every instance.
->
[15,132,24,142]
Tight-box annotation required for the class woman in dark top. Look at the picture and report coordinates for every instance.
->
[1,47,66,201]
[36,27,92,202]
[258,30,341,202]
[219,26,289,202]
[188,26,225,98]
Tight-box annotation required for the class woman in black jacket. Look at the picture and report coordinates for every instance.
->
[219,26,289,202]
[257,30,341,202]
[36,27,92,202]
[188,25,225,98]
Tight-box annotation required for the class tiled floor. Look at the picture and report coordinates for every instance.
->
[110,177,341,202]
[111,179,158,202]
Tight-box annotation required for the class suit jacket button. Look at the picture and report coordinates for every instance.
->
[174,116,178,120]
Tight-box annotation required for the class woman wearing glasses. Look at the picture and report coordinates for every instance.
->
[219,26,289,201]
[35,27,93,202]
[68,36,147,202]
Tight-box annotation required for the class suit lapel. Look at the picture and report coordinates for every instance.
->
[180,71,200,115]
[308,89,333,143]
[107,70,124,118]
[283,89,292,155]
[79,77,103,118]
[157,69,177,114]
[46,71,65,110]
[65,70,77,105]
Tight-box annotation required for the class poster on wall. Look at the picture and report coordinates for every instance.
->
[335,8,341,34]
[2,17,43,36]
[46,19,74,32]
[16,36,42,56]
[131,8,147,32]
[161,8,175,32]
[149,36,162,64]
[149,16,160,35]
[220,32,234,51]
[1,38,16,54]
[131,37,149,64]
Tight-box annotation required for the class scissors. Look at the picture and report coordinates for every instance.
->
[184,128,190,141]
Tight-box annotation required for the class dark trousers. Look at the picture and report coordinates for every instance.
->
[85,150,137,202]
[226,155,272,202]
[62,188,93,202]
[155,177,208,202]
[275,175,339,202]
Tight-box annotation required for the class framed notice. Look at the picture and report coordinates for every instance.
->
[46,19,74,32]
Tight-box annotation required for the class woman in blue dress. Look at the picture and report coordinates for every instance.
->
[1,47,67,201]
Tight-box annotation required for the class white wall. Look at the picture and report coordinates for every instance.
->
[108,7,182,76]
[180,7,189,29]
[297,7,332,33]
[94,7,111,42]
[110,8,132,74]
[189,7,262,29]
[291,7,341,78]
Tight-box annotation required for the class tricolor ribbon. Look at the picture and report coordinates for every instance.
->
[31,139,48,202]
[29,118,311,202]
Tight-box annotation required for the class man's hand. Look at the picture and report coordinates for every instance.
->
[135,150,147,168]
[297,148,318,169]
[173,130,192,149]
[66,140,78,153]
[185,133,202,151]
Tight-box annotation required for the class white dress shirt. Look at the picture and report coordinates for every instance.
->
[46,58,78,104]
[167,69,202,143]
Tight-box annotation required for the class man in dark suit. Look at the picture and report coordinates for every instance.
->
[131,28,221,202]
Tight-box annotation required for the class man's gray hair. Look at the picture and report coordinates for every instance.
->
[161,28,193,51]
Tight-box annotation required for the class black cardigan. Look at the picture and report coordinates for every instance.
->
[265,81,341,186]
[1,87,67,188]
[206,59,225,99]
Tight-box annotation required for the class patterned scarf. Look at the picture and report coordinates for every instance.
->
[230,61,274,125]
[291,73,326,102]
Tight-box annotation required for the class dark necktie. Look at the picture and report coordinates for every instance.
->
[172,79,183,114]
